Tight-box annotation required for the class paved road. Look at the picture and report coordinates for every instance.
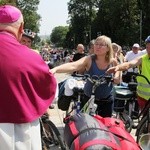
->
[49,73,137,149]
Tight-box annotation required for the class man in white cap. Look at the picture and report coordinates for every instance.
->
[0,5,57,150]
[123,43,142,83]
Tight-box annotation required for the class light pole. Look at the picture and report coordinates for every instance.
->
[71,34,75,49]
[89,25,91,41]
[140,10,142,46]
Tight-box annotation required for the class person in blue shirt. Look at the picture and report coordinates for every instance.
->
[52,35,121,117]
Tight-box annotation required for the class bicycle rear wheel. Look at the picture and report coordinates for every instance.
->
[136,116,150,143]
[41,118,66,150]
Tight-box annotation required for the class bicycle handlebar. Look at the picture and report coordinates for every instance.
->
[87,74,113,85]
[72,73,113,87]
[71,73,85,78]
[130,72,150,85]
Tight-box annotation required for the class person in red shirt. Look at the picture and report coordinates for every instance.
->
[0,5,56,150]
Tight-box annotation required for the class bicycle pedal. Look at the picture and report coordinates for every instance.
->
[132,124,137,129]
[131,115,138,120]
[49,143,55,147]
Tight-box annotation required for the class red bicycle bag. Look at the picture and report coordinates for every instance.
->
[94,115,141,150]
[64,113,121,150]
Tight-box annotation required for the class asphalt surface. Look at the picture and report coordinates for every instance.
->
[49,73,137,149]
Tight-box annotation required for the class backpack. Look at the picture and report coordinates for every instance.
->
[57,78,85,111]
[64,113,121,150]
[94,115,141,150]
[57,80,72,111]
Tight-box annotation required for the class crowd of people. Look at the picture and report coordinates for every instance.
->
[0,4,150,150]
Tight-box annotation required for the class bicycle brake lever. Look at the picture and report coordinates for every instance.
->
[108,81,111,87]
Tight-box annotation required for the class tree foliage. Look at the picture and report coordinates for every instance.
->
[93,0,140,46]
[65,0,150,48]
[137,0,150,41]
[16,0,41,33]
[0,0,41,47]
[67,0,98,46]
[0,0,16,5]
[50,26,69,48]
[1,0,150,48]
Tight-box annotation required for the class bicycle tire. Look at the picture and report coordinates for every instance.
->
[41,118,66,150]
[136,116,149,143]
[116,112,133,133]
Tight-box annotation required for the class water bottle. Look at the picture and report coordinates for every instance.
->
[89,104,97,115]
[76,101,81,113]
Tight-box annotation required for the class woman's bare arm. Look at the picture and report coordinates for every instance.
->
[51,56,89,74]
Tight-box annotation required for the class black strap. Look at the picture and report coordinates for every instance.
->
[70,127,109,148]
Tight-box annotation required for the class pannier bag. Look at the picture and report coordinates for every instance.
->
[64,113,121,150]
[57,80,72,111]
[113,85,134,112]
[94,115,141,150]
[57,78,85,111]
[64,113,141,150]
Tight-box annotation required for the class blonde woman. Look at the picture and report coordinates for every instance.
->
[112,43,124,64]
[52,35,121,117]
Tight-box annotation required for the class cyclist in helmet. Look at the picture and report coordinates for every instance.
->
[21,29,35,47]
[21,29,55,109]
[21,29,39,53]
[107,35,150,111]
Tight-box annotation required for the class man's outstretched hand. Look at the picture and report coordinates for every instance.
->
[106,66,120,74]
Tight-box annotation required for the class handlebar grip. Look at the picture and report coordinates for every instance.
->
[71,73,85,78]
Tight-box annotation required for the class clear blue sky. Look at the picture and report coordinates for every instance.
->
[37,0,69,36]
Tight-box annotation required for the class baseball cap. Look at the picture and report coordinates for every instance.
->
[0,5,22,23]
[132,43,140,48]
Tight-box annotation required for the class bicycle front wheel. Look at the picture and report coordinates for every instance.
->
[41,119,66,150]
[116,112,133,133]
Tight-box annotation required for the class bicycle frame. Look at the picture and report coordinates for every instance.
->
[64,74,113,118]
[132,73,150,142]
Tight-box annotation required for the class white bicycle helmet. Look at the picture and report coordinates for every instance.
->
[23,29,36,40]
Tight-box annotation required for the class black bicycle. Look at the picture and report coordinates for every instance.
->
[40,113,66,150]
[133,74,150,143]
[113,83,137,132]
[64,73,113,119]
[113,71,141,133]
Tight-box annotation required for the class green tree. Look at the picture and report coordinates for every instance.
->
[93,0,140,46]
[0,0,16,6]
[137,0,150,44]
[67,0,99,46]
[16,0,41,33]
[50,26,69,48]
[67,0,149,47]
[0,0,41,47]
[16,0,41,47]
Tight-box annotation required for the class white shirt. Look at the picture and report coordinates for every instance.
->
[125,50,143,72]
[140,49,147,56]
